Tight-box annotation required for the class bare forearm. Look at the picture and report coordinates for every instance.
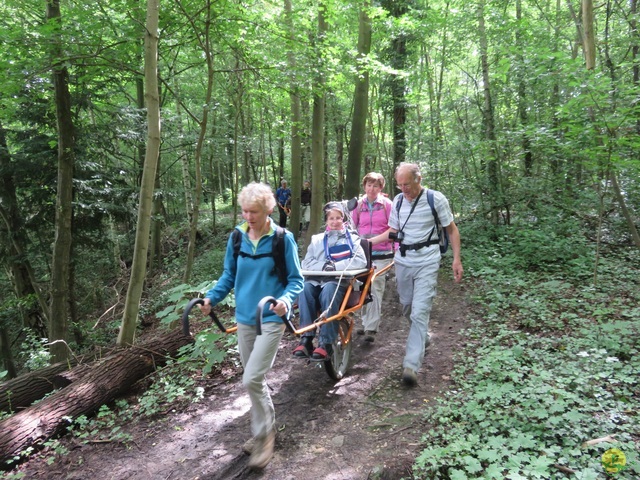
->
[369,228,396,246]
[446,222,463,283]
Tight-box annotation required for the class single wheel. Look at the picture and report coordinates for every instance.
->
[324,316,353,381]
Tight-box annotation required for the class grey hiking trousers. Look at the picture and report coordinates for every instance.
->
[237,321,285,439]
[395,260,440,372]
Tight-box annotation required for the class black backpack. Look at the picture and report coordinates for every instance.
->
[231,226,288,285]
[395,189,449,254]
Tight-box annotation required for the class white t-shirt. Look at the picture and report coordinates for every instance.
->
[388,188,453,267]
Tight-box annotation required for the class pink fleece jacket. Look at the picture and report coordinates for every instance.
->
[351,195,395,253]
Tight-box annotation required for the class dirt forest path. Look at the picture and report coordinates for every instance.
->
[17,271,471,480]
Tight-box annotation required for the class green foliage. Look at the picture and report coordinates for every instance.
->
[136,363,204,416]
[65,403,133,446]
[155,279,235,328]
[464,217,593,276]
[177,330,237,375]
[413,222,640,479]
[19,331,51,371]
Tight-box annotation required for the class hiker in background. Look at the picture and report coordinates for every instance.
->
[300,180,312,232]
[275,179,291,228]
[349,172,394,343]
[292,201,368,360]
[369,163,463,387]
[199,182,304,470]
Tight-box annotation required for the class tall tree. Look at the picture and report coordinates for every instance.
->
[595,0,640,248]
[382,0,408,169]
[181,0,216,284]
[0,123,49,335]
[345,0,372,199]
[516,0,533,177]
[285,0,303,240]
[118,0,161,346]
[582,0,596,70]
[308,1,328,237]
[47,0,76,362]
[477,0,502,225]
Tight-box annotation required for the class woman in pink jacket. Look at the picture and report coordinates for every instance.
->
[349,172,395,343]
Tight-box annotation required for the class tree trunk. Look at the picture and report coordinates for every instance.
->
[609,171,640,247]
[285,0,303,240]
[516,0,533,177]
[477,1,502,225]
[384,0,408,169]
[0,327,17,381]
[149,153,164,272]
[345,0,372,199]
[335,123,345,199]
[309,2,327,237]
[582,0,596,69]
[550,0,562,177]
[47,0,76,362]
[0,122,49,338]
[184,0,215,284]
[633,0,639,135]
[0,359,81,414]
[118,0,161,346]
[0,329,192,465]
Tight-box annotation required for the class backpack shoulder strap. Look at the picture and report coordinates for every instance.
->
[426,189,439,226]
[233,227,288,286]
[394,193,403,213]
[232,229,242,260]
[272,226,287,286]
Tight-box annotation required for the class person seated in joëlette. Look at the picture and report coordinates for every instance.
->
[293,201,368,360]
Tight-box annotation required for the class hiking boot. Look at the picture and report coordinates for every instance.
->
[292,337,313,358]
[356,328,365,335]
[364,330,376,343]
[402,367,417,387]
[248,429,275,470]
[242,436,256,455]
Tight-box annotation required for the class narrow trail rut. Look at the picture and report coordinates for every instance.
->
[14,271,471,480]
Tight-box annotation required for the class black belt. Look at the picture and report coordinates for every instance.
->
[398,240,437,257]
[372,252,394,260]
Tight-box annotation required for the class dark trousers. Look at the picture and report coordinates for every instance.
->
[277,206,288,227]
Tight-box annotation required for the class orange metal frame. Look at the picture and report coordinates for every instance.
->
[183,261,395,340]
[289,261,395,340]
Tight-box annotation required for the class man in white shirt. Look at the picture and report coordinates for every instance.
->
[370,162,463,387]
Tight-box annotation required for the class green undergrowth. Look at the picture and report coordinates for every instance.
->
[413,222,639,479]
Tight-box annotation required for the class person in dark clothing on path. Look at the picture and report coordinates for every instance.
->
[300,180,312,232]
[275,180,291,228]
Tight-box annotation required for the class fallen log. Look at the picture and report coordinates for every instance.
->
[0,329,193,466]
[0,360,81,414]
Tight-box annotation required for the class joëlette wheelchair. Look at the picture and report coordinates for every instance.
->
[181,239,394,381]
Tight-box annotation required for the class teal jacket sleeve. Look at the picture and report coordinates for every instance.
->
[204,234,236,306]
[279,231,304,310]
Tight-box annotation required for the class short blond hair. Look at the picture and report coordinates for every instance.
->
[238,182,276,212]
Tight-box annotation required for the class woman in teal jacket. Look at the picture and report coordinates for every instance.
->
[199,182,303,470]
